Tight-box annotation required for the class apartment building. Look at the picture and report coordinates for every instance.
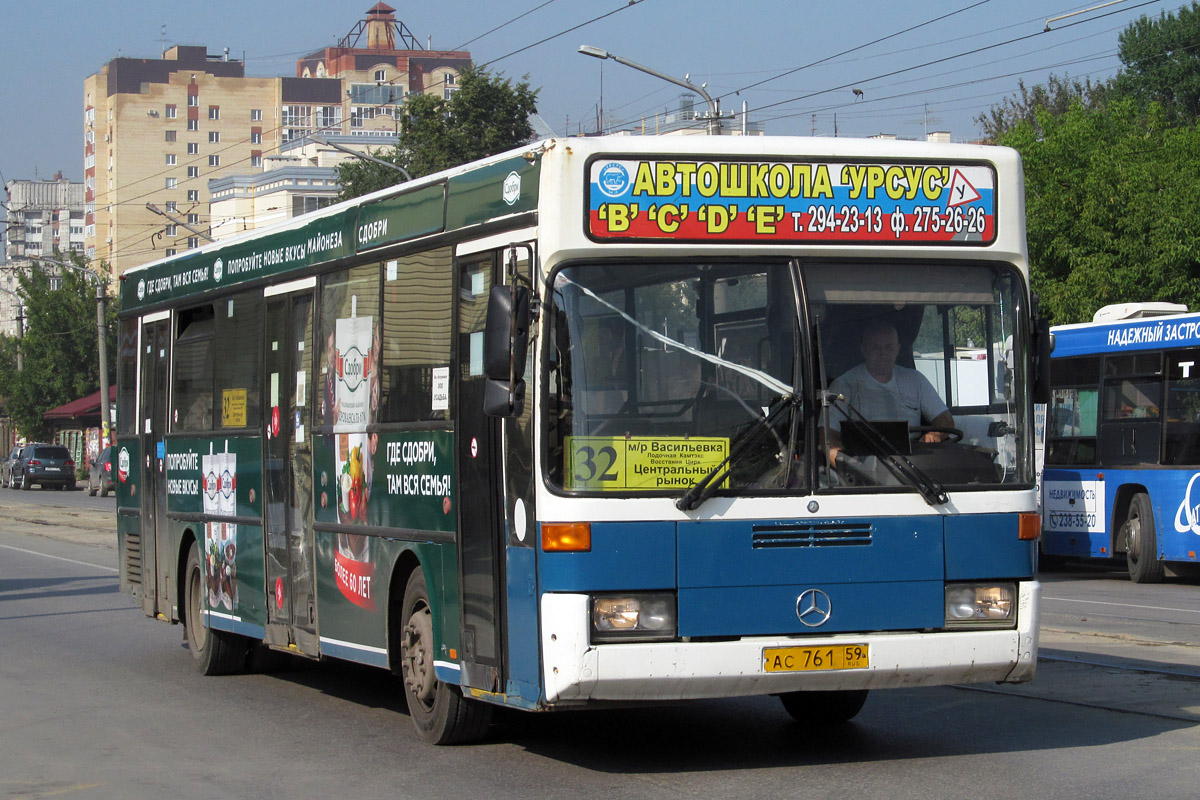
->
[84,3,470,279]
[2,175,86,337]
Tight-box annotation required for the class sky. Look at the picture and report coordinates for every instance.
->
[0,0,1184,197]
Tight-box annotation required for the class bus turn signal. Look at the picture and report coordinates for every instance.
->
[542,522,591,552]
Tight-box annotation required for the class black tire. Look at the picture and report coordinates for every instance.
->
[184,541,248,675]
[779,689,870,724]
[100,483,110,498]
[1123,492,1165,584]
[20,473,30,490]
[399,569,492,744]
[88,476,98,496]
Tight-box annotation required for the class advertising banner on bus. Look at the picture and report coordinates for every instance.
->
[587,157,996,245]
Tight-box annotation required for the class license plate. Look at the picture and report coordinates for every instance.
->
[44,467,60,472]
[763,644,869,673]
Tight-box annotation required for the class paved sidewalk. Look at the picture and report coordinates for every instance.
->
[0,500,117,550]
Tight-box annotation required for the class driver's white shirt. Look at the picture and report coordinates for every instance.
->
[827,363,948,431]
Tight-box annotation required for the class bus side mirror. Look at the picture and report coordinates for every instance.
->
[1031,317,1052,405]
[483,284,530,417]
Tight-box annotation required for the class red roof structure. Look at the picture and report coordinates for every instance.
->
[43,386,116,421]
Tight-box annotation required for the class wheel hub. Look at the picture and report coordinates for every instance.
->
[403,605,436,706]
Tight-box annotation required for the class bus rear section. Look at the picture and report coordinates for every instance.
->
[1042,309,1200,581]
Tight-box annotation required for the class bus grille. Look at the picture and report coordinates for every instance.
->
[751,522,873,549]
[124,532,143,585]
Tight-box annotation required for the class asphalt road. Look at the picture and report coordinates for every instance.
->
[2,496,1199,799]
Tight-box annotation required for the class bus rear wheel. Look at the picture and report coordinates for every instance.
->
[1123,493,1165,584]
[184,541,248,675]
[779,689,869,724]
[399,569,492,745]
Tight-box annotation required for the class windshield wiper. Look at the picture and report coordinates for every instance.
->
[676,392,799,512]
[822,391,948,506]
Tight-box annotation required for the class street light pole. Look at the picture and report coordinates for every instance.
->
[578,45,723,135]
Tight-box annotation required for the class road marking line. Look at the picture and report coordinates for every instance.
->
[0,543,118,573]
[1042,595,1200,615]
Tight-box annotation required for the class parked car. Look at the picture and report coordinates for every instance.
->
[1,445,22,488]
[11,443,76,490]
[88,445,115,497]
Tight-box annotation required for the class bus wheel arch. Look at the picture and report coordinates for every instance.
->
[181,532,249,674]
[1120,491,1165,583]
[393,564,492,744]
[1110,485,1146,556]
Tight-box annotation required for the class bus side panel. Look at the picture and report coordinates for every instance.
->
[1042,469,1107,558]
[505,545,541,704]
[1044,467,1200,566]
[115,438,143,601]
[311,536,460,672]
[313,530,393,667]
[943,513,1036,579]
[1105,468,1200,564]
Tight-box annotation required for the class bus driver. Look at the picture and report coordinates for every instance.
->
[824,319,954,467]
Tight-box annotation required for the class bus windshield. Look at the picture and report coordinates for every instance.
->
[810,261,1029,490]
[547,262,802,494]
[547,260,1030,496]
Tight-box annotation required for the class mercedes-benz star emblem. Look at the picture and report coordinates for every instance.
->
[795,588,833,627]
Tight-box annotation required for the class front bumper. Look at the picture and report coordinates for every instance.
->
[540,580,1039,705]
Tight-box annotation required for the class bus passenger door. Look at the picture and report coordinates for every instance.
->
[263,292,318,655]
[139,318,169,618]
[455,253,507,692]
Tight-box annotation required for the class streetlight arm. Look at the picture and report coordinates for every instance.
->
[309,134,412,181]
[578,45,721,135]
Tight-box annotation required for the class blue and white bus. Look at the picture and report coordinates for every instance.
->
[116,135,1045,744]
[1042,305,1200,581]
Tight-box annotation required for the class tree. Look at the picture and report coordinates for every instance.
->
[975,75,1108,143]
[336,66,539,200]
[0,256,116,440]
[998,99,1200,323]
[1110,2,1200,125]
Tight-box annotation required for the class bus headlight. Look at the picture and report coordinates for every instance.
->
[591,593,676,642]
[944,583,1016,628]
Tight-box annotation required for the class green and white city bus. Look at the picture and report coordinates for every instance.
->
[116,135,1047,744]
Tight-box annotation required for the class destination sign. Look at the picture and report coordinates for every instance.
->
[587,157,997,245]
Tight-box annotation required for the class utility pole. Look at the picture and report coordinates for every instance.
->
[35,257,112,448]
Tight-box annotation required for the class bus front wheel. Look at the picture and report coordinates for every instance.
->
[399,569,492,745]
[779,689,869,724]
[184,541,248,675]
[1123,493,1165,584]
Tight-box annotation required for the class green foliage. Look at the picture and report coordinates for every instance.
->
[0,256,116,440]
[998,99,1200,323]
[336,65,538,200]
[975,75,1108,143]
[333,145,409,201]
[978,5,1200,323]
[1111,2,1200,125]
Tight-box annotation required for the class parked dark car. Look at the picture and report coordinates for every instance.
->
[88,445,115,497]
[12,443,76,490]
[1,445,22,488]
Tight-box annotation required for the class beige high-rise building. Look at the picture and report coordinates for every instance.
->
[84,4,470,280]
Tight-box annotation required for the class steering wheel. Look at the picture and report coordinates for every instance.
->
[909,425,963,442]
